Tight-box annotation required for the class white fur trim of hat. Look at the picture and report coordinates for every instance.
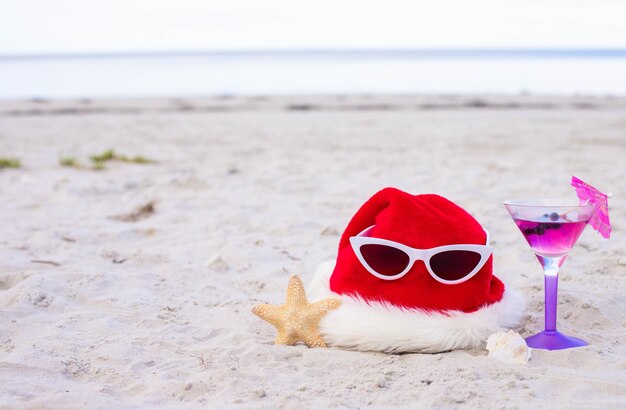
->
[307,261,525,353]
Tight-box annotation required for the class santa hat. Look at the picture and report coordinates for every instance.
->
[308,187,524,353]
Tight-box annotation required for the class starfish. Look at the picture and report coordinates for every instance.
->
[252,275,341,348]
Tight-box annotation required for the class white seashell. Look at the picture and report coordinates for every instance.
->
[205,253,230,271]
[486,330,531,364]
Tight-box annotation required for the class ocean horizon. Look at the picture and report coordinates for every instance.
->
[2,48,626,99]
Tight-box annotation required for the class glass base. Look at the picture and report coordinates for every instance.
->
[525,330,588,350]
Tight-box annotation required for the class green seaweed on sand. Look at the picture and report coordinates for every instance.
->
[92,161,106,170]
[59,156,81,168]
[89,149,156,166]
[0,158,21,169]
[59,155,109,170]
[119,155,154,164]
[89,149,116,164]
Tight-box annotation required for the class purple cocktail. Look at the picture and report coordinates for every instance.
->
[514,218,587,261]
[504,200,596,350]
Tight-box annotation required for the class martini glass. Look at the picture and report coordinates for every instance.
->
[503,200,596,350]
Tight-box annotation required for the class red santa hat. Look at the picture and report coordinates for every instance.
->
[308,187,524,353]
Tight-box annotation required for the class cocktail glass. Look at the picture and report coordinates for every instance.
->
[503,200,596,350]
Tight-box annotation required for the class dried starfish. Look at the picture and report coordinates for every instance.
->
[253,275,341,347]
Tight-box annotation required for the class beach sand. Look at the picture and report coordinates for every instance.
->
[1,95,625,408]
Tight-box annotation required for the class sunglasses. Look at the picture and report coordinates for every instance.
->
[349,226,492,285]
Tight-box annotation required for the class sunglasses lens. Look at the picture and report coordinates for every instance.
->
[359,244,410,277]
[429,250,482,282]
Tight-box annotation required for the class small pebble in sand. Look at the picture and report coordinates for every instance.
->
[618,257,626,266]
[30,292,53,307]
[375,376,387,388]
[486,330,531,365]
[205,254,230,271]
[320,226,340,236]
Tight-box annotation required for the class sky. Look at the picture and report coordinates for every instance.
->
[1,0,626,55]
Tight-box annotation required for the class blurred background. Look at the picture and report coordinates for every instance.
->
[1,0,625,99]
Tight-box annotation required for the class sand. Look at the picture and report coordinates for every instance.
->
[0,95,625,409]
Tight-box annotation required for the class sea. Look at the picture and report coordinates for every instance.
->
[1,49,626,99]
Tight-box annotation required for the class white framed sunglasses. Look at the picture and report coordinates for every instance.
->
[349,225,493,285]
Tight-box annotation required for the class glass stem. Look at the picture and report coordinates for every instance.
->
[542,257,560,332]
